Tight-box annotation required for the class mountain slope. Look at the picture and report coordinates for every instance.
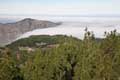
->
[0,18,60,46]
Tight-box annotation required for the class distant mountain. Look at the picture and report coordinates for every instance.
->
[0,18,60,46]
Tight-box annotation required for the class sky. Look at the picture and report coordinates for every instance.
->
[0,0,120,16]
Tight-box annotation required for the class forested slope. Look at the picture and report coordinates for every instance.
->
[0,30,120,80]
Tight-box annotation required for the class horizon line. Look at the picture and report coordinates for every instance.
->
[1,14,120,17]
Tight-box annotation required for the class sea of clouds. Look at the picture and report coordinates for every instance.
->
[17,16,120,39]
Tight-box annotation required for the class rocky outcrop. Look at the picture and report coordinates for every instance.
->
[0,18,60,46]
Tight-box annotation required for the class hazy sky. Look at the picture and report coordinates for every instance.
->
[0,0,120,16]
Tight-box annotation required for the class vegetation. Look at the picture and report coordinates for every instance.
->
[0,30,120,80]
[7,35,78,50]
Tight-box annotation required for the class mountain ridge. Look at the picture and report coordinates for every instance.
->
[0,18,60,46]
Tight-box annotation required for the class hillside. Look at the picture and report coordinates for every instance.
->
[0,31,120,80]
[6,35,80,50]
[0,18,60,46]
